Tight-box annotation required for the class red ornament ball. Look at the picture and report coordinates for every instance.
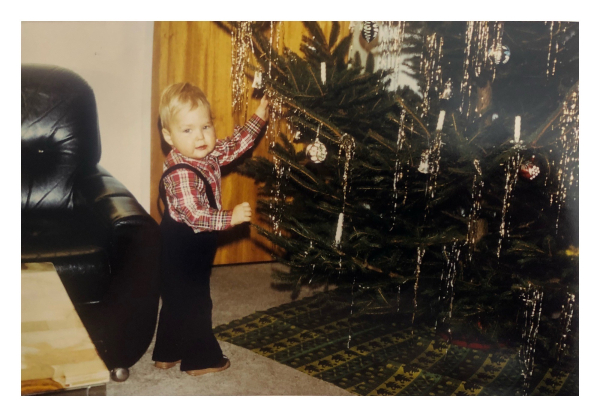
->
[519,157,541,180]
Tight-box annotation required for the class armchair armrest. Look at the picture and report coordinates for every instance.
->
[74,165,160,291]
[76,165,152,227]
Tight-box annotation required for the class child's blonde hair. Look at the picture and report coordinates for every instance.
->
[159,82,211,132]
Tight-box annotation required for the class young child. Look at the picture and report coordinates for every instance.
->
[152,82,269,376]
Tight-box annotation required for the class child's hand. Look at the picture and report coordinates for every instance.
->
[231,202,252,226]
[255,95,270,121]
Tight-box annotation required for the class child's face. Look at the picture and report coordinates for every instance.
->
[162,104,216,160]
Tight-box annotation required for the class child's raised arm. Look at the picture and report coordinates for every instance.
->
[213,96,269,166]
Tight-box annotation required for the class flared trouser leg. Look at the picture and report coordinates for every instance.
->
[152,216,222,371]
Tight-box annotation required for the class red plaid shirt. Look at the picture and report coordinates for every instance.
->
[162,114,266,232]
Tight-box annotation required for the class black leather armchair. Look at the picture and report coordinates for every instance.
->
[21,64,160,381]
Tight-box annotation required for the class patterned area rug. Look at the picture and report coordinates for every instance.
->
[214,293,578,395]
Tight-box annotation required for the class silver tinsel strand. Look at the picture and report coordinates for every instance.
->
[556,293,575,362]
[412,247,426,326]
[391,109,408,228]
[519,284,543,394]
[231,22,254,115]
[420,33,444,119]
[267,93,285,235]
[552,88,579,232]
[425,111,446,206]
[439,241,461,324]
[497,116,522,258]
[466,159,484,261]
[337,134,356,349]
[459,22,503,118]
[546,21,560,78]
[335,134,356,248]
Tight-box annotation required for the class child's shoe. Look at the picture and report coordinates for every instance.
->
[154,360,181,369]
[185,356,230,376]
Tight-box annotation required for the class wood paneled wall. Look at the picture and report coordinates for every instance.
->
[151,21,350,265]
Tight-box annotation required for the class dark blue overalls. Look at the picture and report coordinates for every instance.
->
[152,164,224,371]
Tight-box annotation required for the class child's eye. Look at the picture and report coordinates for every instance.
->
[203,125,212,130]
[183,129,191,133]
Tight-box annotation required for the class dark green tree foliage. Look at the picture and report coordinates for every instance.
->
[230,22,578,356]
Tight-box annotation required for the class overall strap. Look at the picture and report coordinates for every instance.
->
[159,163,218,210]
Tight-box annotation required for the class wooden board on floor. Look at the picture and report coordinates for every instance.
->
[21,263,109,395]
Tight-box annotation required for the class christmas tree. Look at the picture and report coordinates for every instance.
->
[225,21,578,367]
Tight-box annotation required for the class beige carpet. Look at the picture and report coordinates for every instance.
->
[106,262,351,396]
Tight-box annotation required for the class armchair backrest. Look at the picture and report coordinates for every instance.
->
[21,64,101,212]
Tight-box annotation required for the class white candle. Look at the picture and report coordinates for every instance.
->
[514,116,521,142]
[436,110,446,131]
[334,212,344,245]
[321,62,326,85]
